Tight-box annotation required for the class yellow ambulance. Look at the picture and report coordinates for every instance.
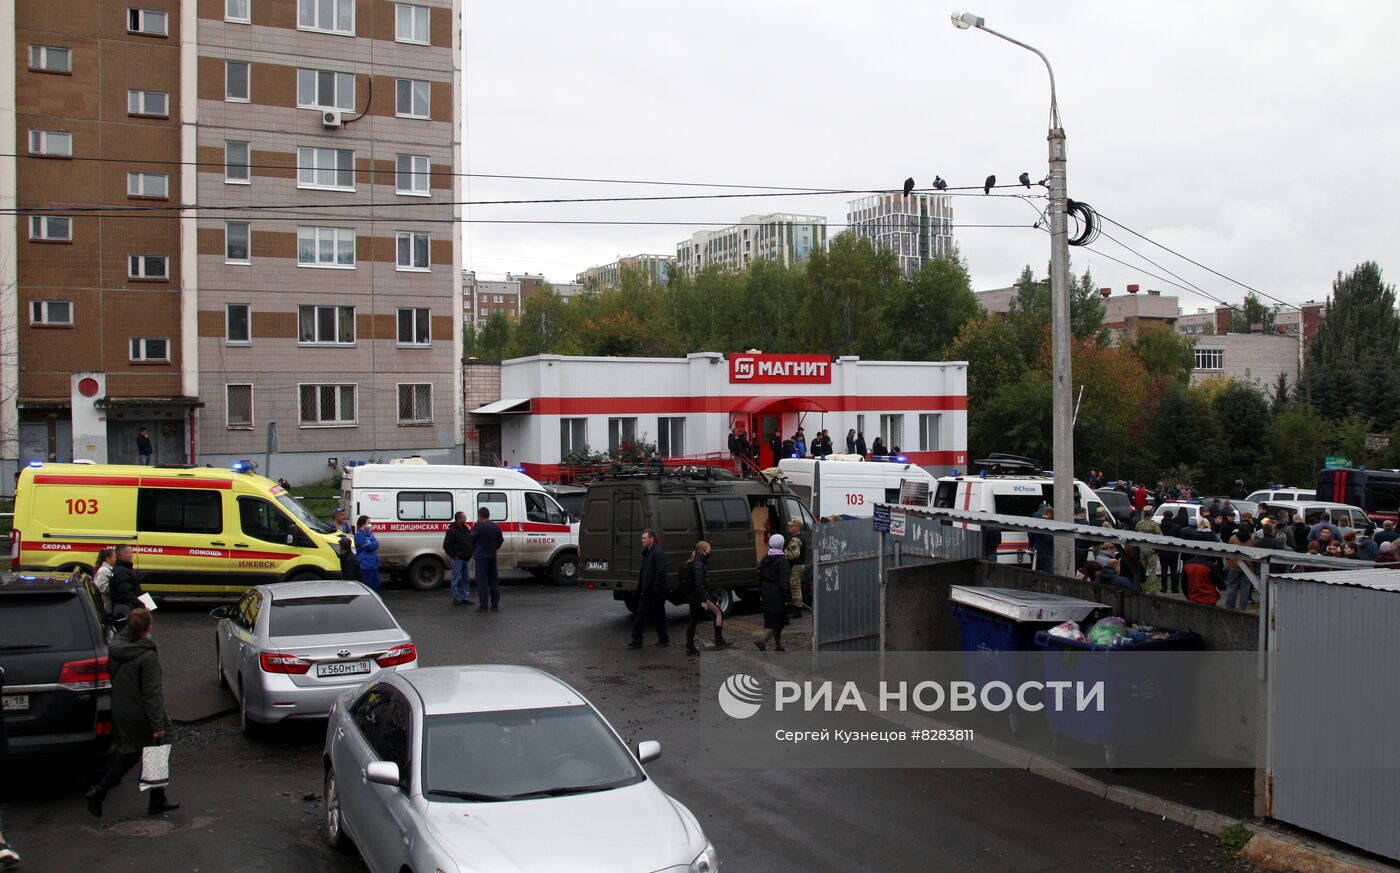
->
[11,462,343,594]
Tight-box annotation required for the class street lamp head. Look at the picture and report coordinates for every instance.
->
[951,9,984,29]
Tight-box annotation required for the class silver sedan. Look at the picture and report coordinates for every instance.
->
[213,580,416,734]
[322,665,717,873]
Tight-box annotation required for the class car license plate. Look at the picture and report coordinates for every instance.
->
[316,660,370,678]
[2,694,29,712]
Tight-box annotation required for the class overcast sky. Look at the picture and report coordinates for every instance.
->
[459,0,1399,312]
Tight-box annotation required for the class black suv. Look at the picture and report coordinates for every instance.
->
[0,571,113,758]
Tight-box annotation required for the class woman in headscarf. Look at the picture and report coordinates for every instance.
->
[754,535,791,652]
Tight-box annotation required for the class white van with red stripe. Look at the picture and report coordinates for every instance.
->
[12,462,343,594]
[339,464,579,590]
[933,465,1109,568]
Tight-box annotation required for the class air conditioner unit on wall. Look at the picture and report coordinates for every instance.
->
[322,109,343,128]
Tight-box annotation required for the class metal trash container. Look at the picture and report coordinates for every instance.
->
[949,587,1107,734]
[1033,628,1203,767]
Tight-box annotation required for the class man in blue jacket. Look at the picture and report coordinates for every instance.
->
[627,529,669,649]
[471,507,505,613]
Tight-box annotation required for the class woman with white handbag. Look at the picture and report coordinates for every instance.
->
[85,608,179,817]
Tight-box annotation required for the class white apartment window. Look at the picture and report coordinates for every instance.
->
[127,8,168,36]
[28,215,72,241]
[226,384,254,429]
[395,4,429,43]
[918,413,942,452]
[225,0,250,23]
[28,130,72,157]
[226,304,251,344]
[296,147,354,190]
[128,254,169,280]
[396,307,430,346]
[126,172,168,198]
[225,140,250,183]
[225,61,250,102]
[298,304,355,344]
[397,383,432,424]
[296,69,354,111]
[129,337,170,361]
[658,417,686,458]
[879,414,904,452]
[607,417,637,457]
[395,154,429,195]
[1195,348,1224,371]
[127,89,169,117]
[298,0,354,34]
[395,231,429,271]
[225,221,251,263]
[28,45,72,73]
[299,384,357,426]
[395,78,430,118]
[560,419,586,459]
[296,227,355,267]
[29,300,73,326]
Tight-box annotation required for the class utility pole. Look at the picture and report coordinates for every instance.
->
[954,9,1076,575]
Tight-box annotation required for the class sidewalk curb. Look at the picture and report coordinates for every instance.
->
[739,651,1390,873]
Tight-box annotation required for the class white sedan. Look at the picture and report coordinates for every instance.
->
[322,664,717,873]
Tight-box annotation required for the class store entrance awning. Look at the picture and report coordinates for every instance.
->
[472,398,531,414]
[729,396,829,415]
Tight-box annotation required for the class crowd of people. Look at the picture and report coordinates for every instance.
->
[727,426,904,469]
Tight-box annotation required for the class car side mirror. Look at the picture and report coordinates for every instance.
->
[286,534,295,545]
[209,606,231,620]
[366,761,401,787]
[637,740,661,764]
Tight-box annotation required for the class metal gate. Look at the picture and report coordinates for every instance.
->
[813,510,981,651]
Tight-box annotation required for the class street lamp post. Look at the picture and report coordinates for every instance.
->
[953,10,1076,577]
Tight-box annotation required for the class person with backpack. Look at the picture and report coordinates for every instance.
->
[783,519,808,617]
[681,541,731,656]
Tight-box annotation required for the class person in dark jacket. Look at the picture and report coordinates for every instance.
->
[1029,506,1056,573]
[0,666,23,866]
[1096,559,1139,593]
[86,609,177,817]
[443,512,475,606]
[845,429,857,453]
[854,432,867,456]
[754,535,791,652]
[683,542,731,655]
[470,507,505,612]
[354,516,381,592]
[135,427,153,465]
[109,545,143,620]
[628,529,669,648]
[870,437,887,457]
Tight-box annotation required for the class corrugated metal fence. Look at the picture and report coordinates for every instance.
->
[813,510,981,651]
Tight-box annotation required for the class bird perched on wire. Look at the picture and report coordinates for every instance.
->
[903,177,915,196]
[1019,172,1031,188]
[932,176,947,191]
[983,175,996,195]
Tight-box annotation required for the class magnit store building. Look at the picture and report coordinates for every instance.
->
[472,352,968,480]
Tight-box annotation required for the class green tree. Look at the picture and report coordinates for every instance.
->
[946,317,1029,456]
[880,255,979,360]
[1005,263,1104,363]
[975,374,1053,464]
[1225,293,1276,334]
[462,322,477,361]
[476,311,511,361]
[1267,405,1330,487]
[1207,380,1273,484]
[1126,325,1196,384]
[507,287,566,358]
[799,233,901,356]
[1303,262,1400,418]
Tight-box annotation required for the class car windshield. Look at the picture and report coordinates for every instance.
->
[424,705,644,801]
[268,595,397,637]
[276,492,335,533]
[0,595,83,650]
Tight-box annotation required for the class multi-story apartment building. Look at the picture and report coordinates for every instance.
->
[577,254,673,289]
[675,214,825,277]
[847,192,953,276]
[462,271,520,330]
[1,0,464,482]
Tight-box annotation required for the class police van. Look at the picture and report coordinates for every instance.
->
[933,455,1111,567]
[339,464,579,590]
[778,456,938,518]
[11,462,343,594]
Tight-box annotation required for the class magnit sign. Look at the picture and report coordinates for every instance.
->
[729,353,832,384]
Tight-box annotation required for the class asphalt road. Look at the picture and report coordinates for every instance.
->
[3,575,1256,872]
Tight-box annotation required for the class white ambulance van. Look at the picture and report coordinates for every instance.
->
[932,455,1111,567]
[778,458,938,518]
[339,464,579,590]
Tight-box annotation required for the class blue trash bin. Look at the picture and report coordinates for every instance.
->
[1033,629,1203,767]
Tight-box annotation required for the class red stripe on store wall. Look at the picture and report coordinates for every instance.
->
[528,395,968,416]
[522,451,967,483]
